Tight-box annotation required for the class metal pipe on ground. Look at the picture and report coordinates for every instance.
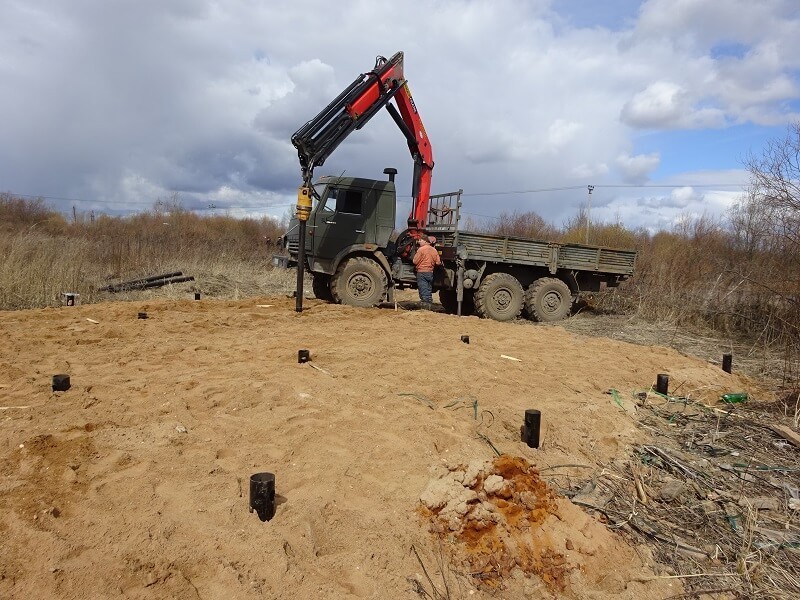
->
[98,271,183,292]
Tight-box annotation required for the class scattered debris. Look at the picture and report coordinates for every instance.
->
[175,424,188,434]
[86,318,100,324]
[61,292,80,306]
[768,424,800,449]
[499,354,521,362]
[657,478,688,502]
[563,387,800,599]
[398,392,436,410]
[738,496,781,512]
[607,388,637,414]
[308,364,331,375]
[721,392,748,404]
[99,271,195,293]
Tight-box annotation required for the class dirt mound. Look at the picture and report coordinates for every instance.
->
[0,297,760,598]
[421,456,561,590]
[420,455,673,597]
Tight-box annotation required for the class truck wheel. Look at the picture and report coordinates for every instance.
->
[525,277,573,322]
[474,273,524,321]
[439,289,475,316]
[331,257,388,308]
[312,273,333,301]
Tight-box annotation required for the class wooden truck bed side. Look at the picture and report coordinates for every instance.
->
[435,230,636,275]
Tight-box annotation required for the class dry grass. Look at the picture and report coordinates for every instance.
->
[0,233,98,310]
[0,194,286,310]
[0,231,294,309]
[559,313,799,387]
[569,391,800,600]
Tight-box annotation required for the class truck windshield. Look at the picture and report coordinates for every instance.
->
[312,184,327,208]
[314,185,363,214]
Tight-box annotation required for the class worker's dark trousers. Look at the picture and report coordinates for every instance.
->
[417,272,434,303]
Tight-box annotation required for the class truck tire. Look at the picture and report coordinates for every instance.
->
[525,277,573,322]
[474,273,524,322]
[330,257,388,308]
[439,289,475,316]
[312,273,333,301]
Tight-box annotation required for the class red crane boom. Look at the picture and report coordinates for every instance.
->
[291,52,434,230]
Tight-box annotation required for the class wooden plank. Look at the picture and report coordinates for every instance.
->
[769,424,800,449]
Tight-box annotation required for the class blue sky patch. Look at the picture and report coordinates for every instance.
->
[633,123,785,179]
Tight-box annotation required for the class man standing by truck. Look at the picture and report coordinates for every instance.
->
[413,236,441,309]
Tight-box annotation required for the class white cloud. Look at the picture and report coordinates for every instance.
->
[620,81,726,129]
[621,82,686,128]
[670,186,698,207]
[546,119,583,150]
[637,186,698,208]
[616,152,661,183]
[0,0,796,232]
[572,163,610,179]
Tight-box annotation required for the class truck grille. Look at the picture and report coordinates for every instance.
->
[287,239,299,256]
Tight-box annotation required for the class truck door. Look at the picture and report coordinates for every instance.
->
[312,186,368,262]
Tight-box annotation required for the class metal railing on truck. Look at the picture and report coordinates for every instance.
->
[423,189,635,276]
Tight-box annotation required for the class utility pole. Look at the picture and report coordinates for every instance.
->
[585,185,594,244]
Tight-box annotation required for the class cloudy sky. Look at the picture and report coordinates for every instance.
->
[2,0,799,231]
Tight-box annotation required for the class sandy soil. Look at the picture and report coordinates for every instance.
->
[0,296,760,599]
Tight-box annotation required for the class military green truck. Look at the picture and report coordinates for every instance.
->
[275,169,635,322]
[274,51,635,321]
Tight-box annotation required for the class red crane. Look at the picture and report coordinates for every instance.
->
[291,51,434,231]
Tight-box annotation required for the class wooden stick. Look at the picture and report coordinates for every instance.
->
[634,573,738,581]
[635,475,648,504]
[768,424,800,449]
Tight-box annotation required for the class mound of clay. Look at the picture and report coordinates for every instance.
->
[420,455,669,598]
[420,455,563,591]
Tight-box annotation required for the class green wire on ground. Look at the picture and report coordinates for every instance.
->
[397,392,435,410]
[477,433,502,456]
[442,396,479,420]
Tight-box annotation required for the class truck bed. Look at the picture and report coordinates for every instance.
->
[435,230,636,276]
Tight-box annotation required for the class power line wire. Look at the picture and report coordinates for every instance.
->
[3,180,749,213]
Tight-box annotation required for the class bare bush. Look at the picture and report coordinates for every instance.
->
[492,210,559,239]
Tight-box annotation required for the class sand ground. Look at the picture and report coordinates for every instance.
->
[0,296,760,599]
